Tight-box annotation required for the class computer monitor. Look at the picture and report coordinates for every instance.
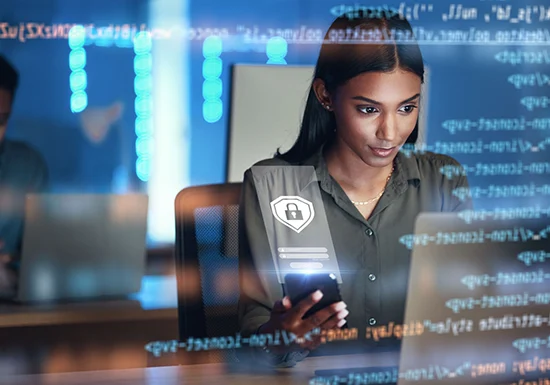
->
[14,193,149,302]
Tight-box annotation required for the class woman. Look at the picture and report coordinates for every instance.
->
[238,9,473,367]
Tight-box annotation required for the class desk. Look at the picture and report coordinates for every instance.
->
[0,274,243,375]
[0,352,400,385]
[0,275,178,327]
[0,275,187,375]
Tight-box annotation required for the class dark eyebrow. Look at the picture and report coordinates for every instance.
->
[351,93,420,105]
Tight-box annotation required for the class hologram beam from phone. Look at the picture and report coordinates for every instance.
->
[251,165,343,284]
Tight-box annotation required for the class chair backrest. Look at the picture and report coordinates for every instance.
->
[175,183,242,341]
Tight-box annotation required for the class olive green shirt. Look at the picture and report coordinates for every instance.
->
[238,145,473,364]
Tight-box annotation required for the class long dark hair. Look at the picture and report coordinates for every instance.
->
[276,8,424,163]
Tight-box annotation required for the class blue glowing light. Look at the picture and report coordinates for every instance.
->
[266,37,288,58]
[135,96,152,116]
[69,49,87,70]
[70,91,88,113]
[135,136,154,157]
[203,100,223,123]
[266,37,288,65]
[134,75,152,94]
[202,36,223,58]
[68,25,86,49]
[267,58,287,65]
[134,54,153,75]
[202,37,223,123]
[136,157,151,182]
[94,38,113,48]
[134,31,153,182]
[202,58,223,80]
[69,70,87,93]
[202,79,223,100]
[135,117,152,136]
[68,25,88,113]
[114,38,134,49]
[134,32,152,54]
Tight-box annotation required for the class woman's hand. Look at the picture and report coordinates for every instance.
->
[258,290,348,354]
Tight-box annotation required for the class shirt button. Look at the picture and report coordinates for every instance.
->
[366,229,373,236]
[369,318,377,326]
[368,274,376,281]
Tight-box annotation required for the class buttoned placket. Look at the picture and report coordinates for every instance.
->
[304,145,415,331]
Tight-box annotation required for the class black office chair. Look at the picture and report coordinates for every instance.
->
[174,183,242,348]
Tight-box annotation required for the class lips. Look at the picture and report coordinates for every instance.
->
[369,146,395,157]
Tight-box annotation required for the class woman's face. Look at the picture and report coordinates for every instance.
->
[321,69,421,168]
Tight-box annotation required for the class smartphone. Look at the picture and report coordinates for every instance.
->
[284,273,343,319]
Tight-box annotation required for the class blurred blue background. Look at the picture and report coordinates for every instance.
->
[0,0,547,245]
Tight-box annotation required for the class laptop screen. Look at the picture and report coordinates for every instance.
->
[398,212,550,385]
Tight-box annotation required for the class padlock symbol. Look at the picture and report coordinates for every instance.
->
[285,203,303,220]
[270,196,314,233]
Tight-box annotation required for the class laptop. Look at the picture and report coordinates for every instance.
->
[8,193,149,302]
[397,212,550,385]
[311,211,550,384]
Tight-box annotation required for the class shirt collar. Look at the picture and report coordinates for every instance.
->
[299,143,421,193]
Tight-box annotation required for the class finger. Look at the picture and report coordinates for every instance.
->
[289,290,323,320]
[319,308,349,330]
[336,318,347,328]
[272,296,292,313]
[300,301,347,333]
[272,299,285,313]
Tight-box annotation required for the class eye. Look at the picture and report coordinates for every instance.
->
[400,105,418,114]
[357,106,378,114]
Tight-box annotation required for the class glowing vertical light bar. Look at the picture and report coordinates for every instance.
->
[147,0,189,244]
[266,37,288,65]
[202,36,223,123]
[134,31,153,182]
[68,25,88,113]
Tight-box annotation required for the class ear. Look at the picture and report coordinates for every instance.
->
[312,78,333,111]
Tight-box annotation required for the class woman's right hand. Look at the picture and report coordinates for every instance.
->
[258,290,348,354]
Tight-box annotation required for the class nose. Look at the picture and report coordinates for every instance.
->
[375,113,398,143]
